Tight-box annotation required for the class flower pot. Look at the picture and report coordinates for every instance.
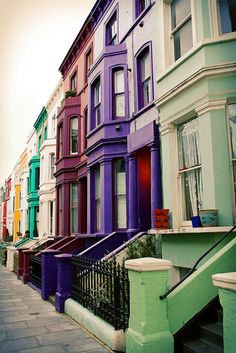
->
[191,216,202,228]
[199,209,218,227]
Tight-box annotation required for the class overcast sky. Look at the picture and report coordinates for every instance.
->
[0,0,96,185]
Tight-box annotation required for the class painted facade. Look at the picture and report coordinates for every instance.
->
[150,0,236,281]
[39,79,64,237]
[86,0,162,240]
[12,160,21,241]
[19,148,28,237]
[55,16,94,238]
[0,186,5,239]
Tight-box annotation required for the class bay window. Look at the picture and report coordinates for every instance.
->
[70,182,78,234]
[113,68,125,118]
[58,186,62,235]
[114,159,127,229]
[171,0,193,61]
[135,0,149,17]
[177,118,203,220]
[95,166,101,231]
[50,153,55,179]
[218,0,236,34]
[70,117,78,154]
[59,125,63,158]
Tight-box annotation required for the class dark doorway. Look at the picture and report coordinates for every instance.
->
[136,147,151,231]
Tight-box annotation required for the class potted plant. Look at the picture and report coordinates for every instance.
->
[199,209,218,227]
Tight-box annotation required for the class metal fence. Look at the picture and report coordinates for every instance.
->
[30,255,42,288]
[71,255,129,330]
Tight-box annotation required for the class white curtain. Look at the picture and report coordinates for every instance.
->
[178,119,203,218]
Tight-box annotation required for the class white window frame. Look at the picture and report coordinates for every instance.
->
[70,182,78,234]
[70,117,78,155]
[227,103,236,221]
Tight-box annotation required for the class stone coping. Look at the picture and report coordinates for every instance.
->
[212,272,236,292]
[149,226,236,235]
[125,257,172,272]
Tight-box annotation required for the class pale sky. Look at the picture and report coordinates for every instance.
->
[0,0,96,185]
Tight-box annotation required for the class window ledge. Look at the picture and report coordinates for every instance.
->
[130,101,155,121]
[148,226,236,235]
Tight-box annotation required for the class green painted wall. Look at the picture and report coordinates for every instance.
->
[28,156,40,238]
[219,287,236,353]
[162,232,234,269]
[167,237,236,334]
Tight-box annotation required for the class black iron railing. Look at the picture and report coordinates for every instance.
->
[160,225,236,300]
[71,255,129,330]
[30,255,42,288]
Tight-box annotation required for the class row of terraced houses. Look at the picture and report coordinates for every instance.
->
[0,1,236,352]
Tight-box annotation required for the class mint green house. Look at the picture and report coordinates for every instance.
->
[28,107,48,238]
[131,0,236,352]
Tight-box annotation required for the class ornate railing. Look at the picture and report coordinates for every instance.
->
[30,255,42,288]
[71,255,129,330]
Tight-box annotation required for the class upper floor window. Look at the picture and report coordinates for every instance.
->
[38,135,42,154]
[70,117,78,154]
[91,77,101,129]
[52,115,56,137]
[71,71,77,91]
[137,46,152,110]
[50,153,55,179]
[59,125,63,158]
[106,12,117,46]
[84,107,88,150]
[58,186,62,235]
[171,0,193,61]
[177,118,202,220]
[218,0,236,34]
[85,48,93,82]
[135,0,149,17]
[113,68,125,118]
[44,126,47,140]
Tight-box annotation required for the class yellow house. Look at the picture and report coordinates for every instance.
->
[13,183,21,241]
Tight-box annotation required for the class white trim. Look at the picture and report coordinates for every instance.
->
[212,272,236,292]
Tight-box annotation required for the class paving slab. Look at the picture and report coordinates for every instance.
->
[0,265,112,353]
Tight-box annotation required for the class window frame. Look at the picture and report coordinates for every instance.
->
[135,42,154,111]
[227,103,236,220]
[105,9,118,46]
[69,116,79,155]
[113,158,127,230]
[112,67,126,119]
[58,186,63,236]
[91,76,101,130]
[70,182,78,235]
[177,117,203,222]
[170,0,193,61]
[217,0,236,35]
[135,0,150,18]
[94,165,101,232]
[58,124,63,159]
[84,46,93,84]
[50,153,55,179]
[70,69,77,92]
[49,200,53,235]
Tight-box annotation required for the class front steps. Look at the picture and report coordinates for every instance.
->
[182,307,223,353]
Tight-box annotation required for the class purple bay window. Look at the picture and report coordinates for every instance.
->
[58,186,63,236]
[105,11,118,46]
[114,159,127,229]
[112,68,125,118]
[70,117,78,154]
[95,165,101,231]
[58,124,63,159]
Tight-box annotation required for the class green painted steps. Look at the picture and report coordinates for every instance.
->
[183,339,223,353]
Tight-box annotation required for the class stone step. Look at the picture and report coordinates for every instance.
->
[200,322,223,347]
[183,338,223,353]
[217,308,223,323]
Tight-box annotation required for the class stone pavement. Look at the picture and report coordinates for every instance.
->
[0,265,112,353]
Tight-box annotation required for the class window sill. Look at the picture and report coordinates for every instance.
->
[130,101,155,121]
[148,226,236,235]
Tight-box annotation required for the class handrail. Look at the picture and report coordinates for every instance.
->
[159,225,236,300]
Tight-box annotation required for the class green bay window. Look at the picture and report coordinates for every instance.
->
[177,118,203,220]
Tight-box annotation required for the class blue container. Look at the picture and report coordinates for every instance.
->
[191,216,202,228]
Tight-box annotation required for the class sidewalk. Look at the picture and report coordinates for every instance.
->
[0,265,112,353]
